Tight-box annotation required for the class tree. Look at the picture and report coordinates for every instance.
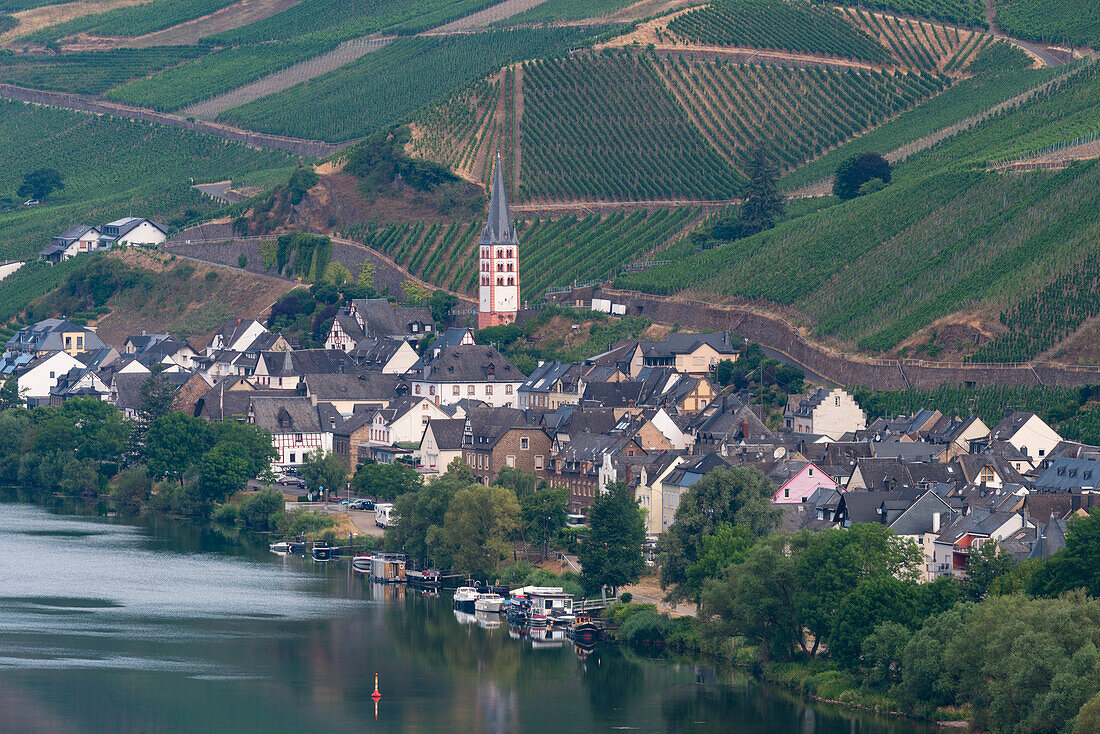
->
[494,466,544,501]
[429,289,458,326]
[682,522,754,605]
[702,535,804,662]
[240,487,284,530]
[579,481,646,597]
[1029,510,1100,597]
[138,367,177,423]
[443,483,520,579]
[299,448,347,498]
[520,485,568,560]
[792,523,923,657]
[962,541,1018,601]
[833,152,891,200]
[208,420,277,478]
[112,466,152,515]
[196,444,250,512]
[0,376,22,410]
[386,461,474,568]
[658,466,780,595]
[738,144,784,236]
[145,412,211,485]
[401,279,431,306]
[17,168,63,202]
[352,461,422,501]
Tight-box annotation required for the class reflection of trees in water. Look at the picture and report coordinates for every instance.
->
[578,646,645,723]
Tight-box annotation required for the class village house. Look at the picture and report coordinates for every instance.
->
[769,460,841,504]
[40,225,102,263]
[550,433,646,510]
[411,344,524,408]
[784,388,867,440]
[247,396,329,469]
[97,217,167,248]
[461,407,551,485]
[5,318,107,360]
[990,411,1063,463]
[15,351,87,407]
[325,298,434,351]
[418,418,466,479]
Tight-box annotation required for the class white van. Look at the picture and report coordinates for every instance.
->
[375,503,397,528]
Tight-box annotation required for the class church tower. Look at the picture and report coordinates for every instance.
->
[478,151,520,329]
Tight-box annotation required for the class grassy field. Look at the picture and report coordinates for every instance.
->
[217,28,604,143]
[616,62,1100,358]
[995,0,1100,48]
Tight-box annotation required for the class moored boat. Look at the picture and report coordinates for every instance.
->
[474,593,505,613]
[311,542,333,562]
[352,554,373,573]
[269,541,291,554]
[453,586,479,610]
[406,569,442,588]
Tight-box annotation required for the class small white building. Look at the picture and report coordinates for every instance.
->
[991,411,1063,463]
[99,218,168,247]
[18,351,86,406]
[784,388,867,440]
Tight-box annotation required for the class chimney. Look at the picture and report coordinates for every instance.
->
[741,420,749,439]
[932,512,941,533]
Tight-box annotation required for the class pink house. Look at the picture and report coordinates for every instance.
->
[769,460,840,504]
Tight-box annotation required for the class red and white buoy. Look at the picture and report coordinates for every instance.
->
[372,672,381,700]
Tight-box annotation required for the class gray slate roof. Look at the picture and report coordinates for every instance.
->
[479,150,519,246]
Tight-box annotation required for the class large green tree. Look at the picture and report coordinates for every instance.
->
[443,483,520,579]
[17,168,63,202]
[520,484,568,560]
[196,444,250,512]
[208,420,277,478]
[579,481,646,597]
[145,411,212,485]
[658,466,779,596]
[833,152,891,200]
[300,448,348,498]
[387,460,475,568]
[138,366,177,423]
[1029,510,1100,598]
[739,144,785,235]
[352,461,422,501]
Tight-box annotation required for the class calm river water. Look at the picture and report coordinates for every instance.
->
[0,502,935,734]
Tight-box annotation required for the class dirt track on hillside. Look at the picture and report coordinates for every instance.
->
[122,0,304,47]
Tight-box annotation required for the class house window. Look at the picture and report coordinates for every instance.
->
[834,396,840,406]
[468,385,475,395]
[521,438,529,450]
[505,385,513,395]
[295,434,303,443]
[808,468,813,477]
[415,384,421,395]
[453,385,461,396]
[506,455,515,468]
[485,385,493,395]
[784,488,790,498]
[289,453,296,463]
[979,467,995,484]
[535,455,544,470]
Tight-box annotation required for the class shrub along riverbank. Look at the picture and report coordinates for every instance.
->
[615,466,1100,733]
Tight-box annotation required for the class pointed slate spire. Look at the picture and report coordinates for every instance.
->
[479,150,519,246]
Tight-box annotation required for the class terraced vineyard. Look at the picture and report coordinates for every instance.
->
[616,63,1100,357]
[659,58,946,172]
[105,41,326,113]
[842,0,986,28]
[341,207,703,296]
[666,0,891,63]
[0,47,203,95]
[518,53,743,201]
[218,28,601,143]
[838,6,994,73]
[411,75,503,184]
[995,0,1100,48]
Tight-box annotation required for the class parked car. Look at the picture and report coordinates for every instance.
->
[349,499,375,511]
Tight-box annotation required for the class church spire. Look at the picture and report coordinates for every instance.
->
[480,150,519,246]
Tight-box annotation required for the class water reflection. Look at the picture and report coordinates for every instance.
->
[0,501,935,734]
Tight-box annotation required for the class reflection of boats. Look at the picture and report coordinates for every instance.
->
[475,610,502,629]
[530,626,567,649]
[288,541,307,555]
[454,609,477,625]
[352,554,373,573]
[568,620,606,647]
[453,586,479,611]
[269,541,291,554]
[369,552,407,582]
[406,569,442,589]
[474,593,504,614]
[311,542,333,562]
[508,622,530,641]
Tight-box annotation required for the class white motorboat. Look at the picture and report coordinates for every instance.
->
[453,586,479,609]
[474,593,505,614]
[269,541,291,555]
[352,554,373,573]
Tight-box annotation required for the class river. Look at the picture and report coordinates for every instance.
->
[0,502,935,733]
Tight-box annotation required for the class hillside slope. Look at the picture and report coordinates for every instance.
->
[615,59,1100,362]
